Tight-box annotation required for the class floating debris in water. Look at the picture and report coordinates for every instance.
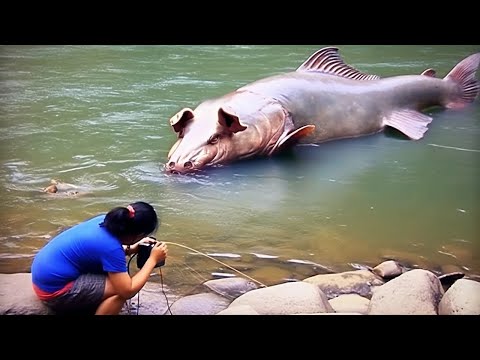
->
[410,242,424,247]
[250,253,279,259]
[211,272,237,278]
[206,253,241,258]
[452,238,470,243]
[438,250,457,259]
[287,259,315,265]
[286,259,335,272]
[428,143,480,153]
[348,263,373,271]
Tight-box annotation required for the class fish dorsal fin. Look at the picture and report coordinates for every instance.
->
[296,47,380,81]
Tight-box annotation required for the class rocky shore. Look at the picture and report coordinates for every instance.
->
[1,260,479,315]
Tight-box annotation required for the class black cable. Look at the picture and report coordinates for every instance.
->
[126,245,172,315]
[158,267,173,315]
[147,236,173,315]
[126,253,140,315]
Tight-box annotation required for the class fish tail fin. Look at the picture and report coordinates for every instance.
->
[444,53,480,109]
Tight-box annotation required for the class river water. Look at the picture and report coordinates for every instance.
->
[1,45,479,295]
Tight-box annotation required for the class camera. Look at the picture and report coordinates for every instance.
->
[136,241,165,269]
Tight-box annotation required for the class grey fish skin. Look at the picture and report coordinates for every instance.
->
[165,47,480,174]
[240,73,456,142]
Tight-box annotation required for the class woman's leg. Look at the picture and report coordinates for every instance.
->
[95,276,129,315]
[43,273,106,314]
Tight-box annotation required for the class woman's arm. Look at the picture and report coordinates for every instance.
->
[111,242,168,299]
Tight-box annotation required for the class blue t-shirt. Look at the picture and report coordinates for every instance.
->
[31,214,127,293]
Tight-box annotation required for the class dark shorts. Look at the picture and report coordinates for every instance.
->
[44,273,106,315]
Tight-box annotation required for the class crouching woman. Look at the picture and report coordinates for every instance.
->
[31,201,168,315]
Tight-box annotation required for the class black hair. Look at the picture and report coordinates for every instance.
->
[99,201,159,238]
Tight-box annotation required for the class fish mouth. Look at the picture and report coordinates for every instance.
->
[165,150,220,174]
[164,160,204,175]
[165,169,199,175]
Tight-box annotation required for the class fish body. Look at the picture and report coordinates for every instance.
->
[165,47,480,174]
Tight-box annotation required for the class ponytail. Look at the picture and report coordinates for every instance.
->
[100,201,159,238]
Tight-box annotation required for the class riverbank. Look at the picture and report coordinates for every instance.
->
[1,259,479,315]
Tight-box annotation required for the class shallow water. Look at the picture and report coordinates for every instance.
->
[1,45,479,295]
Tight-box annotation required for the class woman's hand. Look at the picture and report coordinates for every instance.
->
[150,242,168,264]
[138,236,157,246]
[124,236,157,255]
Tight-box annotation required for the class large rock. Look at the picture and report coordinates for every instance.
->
[329,294,370,314]
[216,305,259,315]
[372,260,404,279]
[438,279,480,315]
[227,281,334,315]
[0,273,178,316]
[202,277,258,300]
[303,270,384,299]
[368,269,444,315]
[0,273,53,315]
[121,281,179,315]
[168,293,231,315]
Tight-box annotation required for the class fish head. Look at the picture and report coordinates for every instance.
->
[165,92,309,174]
[165,101,248,174]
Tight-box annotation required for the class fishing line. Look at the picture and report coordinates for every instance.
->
[163,241,268,288]
[126,241,268,315]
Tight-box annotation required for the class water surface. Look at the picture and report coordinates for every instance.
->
[1,45,479,294]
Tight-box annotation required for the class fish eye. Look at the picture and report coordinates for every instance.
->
[208,134,220,144]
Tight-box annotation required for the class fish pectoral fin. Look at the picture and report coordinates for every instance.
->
[269,125,316,155]
[421,68,436,77]
[382,109,433,140]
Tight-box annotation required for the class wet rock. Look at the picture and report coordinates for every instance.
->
[227,281,334,315]
[380,249,434,270]
[368,269,444,315]
[0,273,53,315]
[216,305,259,315]
[438,279,480,315]
[438,272,465,289]
[372,260,404,279]
[168,293,231,315]
[328,294,370,314]
[120,282,179,315]
[2,267,477,316]
[298,312,363,315]
[203,277,258,300]
[303,270,384,299]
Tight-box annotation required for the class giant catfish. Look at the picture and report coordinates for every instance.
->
[165,47,480,174]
